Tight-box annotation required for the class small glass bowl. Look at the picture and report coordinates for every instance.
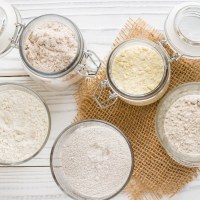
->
[0,83,51,165]
[155,82,200,167]
[50,119,134,200]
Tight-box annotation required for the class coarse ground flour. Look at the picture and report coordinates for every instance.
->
[111,45,164,95]
[61,124,132,198]
[0,89,49,164]
[164,95,200,156]
[24,21,78,73]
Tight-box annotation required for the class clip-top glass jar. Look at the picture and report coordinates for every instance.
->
[0,3,101,90]
[94,2,200,108]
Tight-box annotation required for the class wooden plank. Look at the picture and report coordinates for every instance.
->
[0,167,128,200]
[0,167,200,200]
[8,0,189,3]
[1,1,200,200]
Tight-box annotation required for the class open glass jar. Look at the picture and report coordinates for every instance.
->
[0,3,101,90]
[94,2,200,108]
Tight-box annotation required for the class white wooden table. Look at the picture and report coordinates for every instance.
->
[1,0,200,199]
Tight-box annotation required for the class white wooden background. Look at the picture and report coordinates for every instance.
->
[1,0,200,199]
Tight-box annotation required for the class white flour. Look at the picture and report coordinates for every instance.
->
[24,21,78,73]
[164,95,200,156]
[61,124,132,198]
[0,89,49,163]
[111,45,164,95]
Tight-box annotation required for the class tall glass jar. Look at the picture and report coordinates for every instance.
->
[0,3,101,90]
[94,2,200,108]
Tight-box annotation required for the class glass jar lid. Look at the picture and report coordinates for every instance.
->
[0,3,21,57]
[164,2,200,58]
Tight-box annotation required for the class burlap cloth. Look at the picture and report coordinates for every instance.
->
[74,19,200,199]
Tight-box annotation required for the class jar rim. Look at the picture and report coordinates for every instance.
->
[0,83,51,166]
[174,5,200,46]
[106,38,170,100]
[164,2,200,59]
[19,14,85,78]
[0,4,22,57]
[50,119,134,200]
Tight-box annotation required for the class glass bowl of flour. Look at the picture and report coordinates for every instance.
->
[50,120,134,200]
[0,83,51,165]
[156,82,200,167]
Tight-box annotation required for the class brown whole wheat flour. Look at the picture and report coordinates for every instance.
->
[74,19,200,200]
[24,21,78,73]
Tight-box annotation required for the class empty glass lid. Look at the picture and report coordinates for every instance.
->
[0,3,21,56]
[164,2,200,58]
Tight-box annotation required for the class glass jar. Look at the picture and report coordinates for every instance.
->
[0,3,101,90]
[50,120,134,200]
[94,2,200,108]
[0,83,51,165]
[155,82,200,167]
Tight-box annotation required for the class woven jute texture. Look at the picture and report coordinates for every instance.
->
[74,18,200,200]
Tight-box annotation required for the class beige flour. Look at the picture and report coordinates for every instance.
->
[24,21,78,73]
[111,45,164,95]
[164,95,200,156]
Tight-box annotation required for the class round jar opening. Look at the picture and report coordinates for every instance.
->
[156,83,200,167]
[107,39,168,100]
[50,120,134,200]
[19,14,84,78]
[0,83,51,165]
[174,5,200,46]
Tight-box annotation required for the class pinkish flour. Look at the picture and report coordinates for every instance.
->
[164,95,200,156]
[24,21,78,73]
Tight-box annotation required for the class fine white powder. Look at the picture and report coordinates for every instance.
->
[111,45,164,95]
[61,125,132,198]
[24,21,78,73]
[0,89,49,163]
[164,95,200,156]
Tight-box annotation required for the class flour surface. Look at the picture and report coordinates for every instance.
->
[0,90,49,163]
[61,125,132,198]
[164,95,200,156]
[111,45,164,95]
[25,21,78,73]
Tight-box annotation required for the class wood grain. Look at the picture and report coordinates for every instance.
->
[0,0,200,199]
